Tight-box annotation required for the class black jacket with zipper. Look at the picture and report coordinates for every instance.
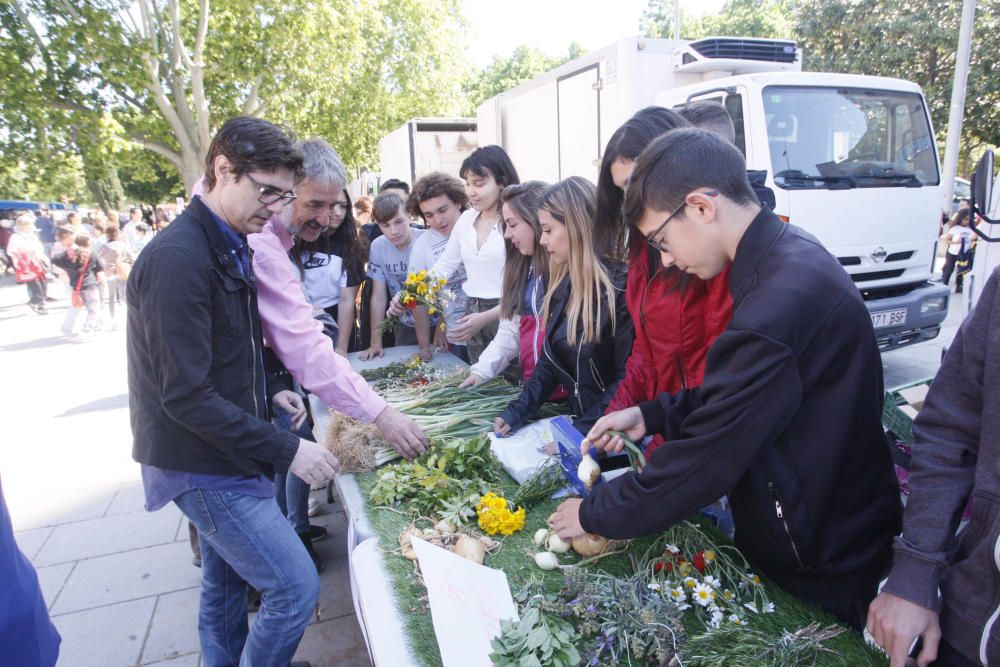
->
[580,209,901,601]
[500,262,633,435]
[127,196,299,477]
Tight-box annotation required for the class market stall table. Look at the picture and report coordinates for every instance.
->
[308,346,468,666]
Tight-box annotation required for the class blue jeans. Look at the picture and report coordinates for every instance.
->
[272,409,314,535]
[174,489,319,667]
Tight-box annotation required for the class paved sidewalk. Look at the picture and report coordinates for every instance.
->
[0,274,370,666]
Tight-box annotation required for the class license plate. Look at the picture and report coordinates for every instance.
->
[871,308,907,329]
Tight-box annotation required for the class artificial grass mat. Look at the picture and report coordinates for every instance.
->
[355,470,887,667]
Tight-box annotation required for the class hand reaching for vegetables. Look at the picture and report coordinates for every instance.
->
[460,372,486,388]
[493,416,512,438]
[549,499,586,540]
[375,406,427,460]
[584,407,647,455]
[359,345,384,361]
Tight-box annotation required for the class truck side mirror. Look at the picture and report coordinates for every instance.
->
[970,150,999,243]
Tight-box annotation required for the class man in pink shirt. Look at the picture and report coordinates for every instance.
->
[247,137,427,458]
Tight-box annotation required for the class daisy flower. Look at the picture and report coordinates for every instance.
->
[744,602,759,614]
[665,544,680,555]
[692,582,714,607]
[683,576,697,589]
[668,587,686,603]
[708,609,724,629]
[763,601,775,614]
[703,575,721,589]
[647,582,662,592]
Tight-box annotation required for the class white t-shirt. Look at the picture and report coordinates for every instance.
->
[947,225,973,256]
[429,209,505,299]
[367,230,423,328]
[300,252,347,308]
[409,228,468,343]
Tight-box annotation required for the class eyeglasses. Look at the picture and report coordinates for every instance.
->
[245,173,297,206]
[645,190,719,253]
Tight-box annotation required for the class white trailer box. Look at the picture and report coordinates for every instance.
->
[477,36,950,351]
[378,118,478,186]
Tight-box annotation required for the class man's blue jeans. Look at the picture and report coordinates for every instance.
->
[272,409,313,535]
[174,489,319,667]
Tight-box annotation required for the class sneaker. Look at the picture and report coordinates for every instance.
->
[306,524,328,542]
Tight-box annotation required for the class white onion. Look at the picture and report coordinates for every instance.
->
[534,551,559,570]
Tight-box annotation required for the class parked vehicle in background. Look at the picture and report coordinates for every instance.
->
[476,36,949,352]
[378,118,478,187]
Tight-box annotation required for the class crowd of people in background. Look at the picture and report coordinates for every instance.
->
[0,204,175,339]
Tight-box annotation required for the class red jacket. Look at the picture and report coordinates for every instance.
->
[606,246,732,452]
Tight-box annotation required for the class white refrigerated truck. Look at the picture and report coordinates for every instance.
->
[477,36,949,351]
[378,118,478,187]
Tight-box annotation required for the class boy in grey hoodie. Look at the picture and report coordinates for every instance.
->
[868,267,1000,667]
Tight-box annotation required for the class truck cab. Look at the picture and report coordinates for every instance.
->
[657,72,949,349]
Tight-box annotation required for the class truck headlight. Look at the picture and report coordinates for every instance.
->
[921,296,947,314]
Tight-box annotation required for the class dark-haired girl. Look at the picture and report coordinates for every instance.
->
[596,107,732,456]
[428,145,521,365]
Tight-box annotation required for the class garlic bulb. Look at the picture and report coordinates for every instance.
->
[546,533,571,554]
[577,453,601,488]
[534,551,560,570]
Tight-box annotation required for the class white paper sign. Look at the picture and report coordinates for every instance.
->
[410,536,518,667]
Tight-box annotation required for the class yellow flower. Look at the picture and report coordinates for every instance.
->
[703,550,715,562]
[428,307,437,315]
[417,283,428,296]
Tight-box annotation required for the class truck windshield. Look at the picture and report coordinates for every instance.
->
[763,86,939,190]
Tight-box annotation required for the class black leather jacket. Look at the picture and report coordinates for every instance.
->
[500,262,633,434]
[127,197,298,477]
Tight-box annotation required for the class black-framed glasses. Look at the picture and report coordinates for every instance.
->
[645,190,719,253]
[245,172,297,206]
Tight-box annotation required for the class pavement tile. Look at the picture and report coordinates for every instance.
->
[316,556,354,622]
[107,480,151,516]
[141,587,201,664]
[14,525,53,560]
[293,615,371,667]
[35,562,75,611]
[51,540,202,615]
[52,597,156,667]
[312,504,349,563]
[8,485,117,531]
[142,653,200,667]
[35,507,184,566]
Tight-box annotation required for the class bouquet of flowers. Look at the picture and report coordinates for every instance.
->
[378,270,450,335]
[476,492,526,536]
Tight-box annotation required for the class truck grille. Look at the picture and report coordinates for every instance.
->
[838,250,915,266]
[852,269,905,283]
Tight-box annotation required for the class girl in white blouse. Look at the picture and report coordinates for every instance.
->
[393,146,521,367]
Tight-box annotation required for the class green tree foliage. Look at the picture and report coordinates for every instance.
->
[463,43,588,113]
[2,0,467,195]
[642,0,795,40]
[795,0,1000,167]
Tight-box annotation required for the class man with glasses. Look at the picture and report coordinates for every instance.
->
[550,128,901,631]
[247,137,427,570]
[128,117,337,667]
